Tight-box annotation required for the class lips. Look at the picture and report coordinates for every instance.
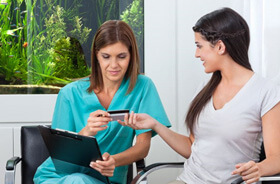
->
[109,70,120,75]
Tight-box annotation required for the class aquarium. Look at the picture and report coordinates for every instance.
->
[0,0,144,94]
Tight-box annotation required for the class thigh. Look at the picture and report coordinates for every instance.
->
[63,173,105,184]
[167,180,186,184]
[41,173,105,184]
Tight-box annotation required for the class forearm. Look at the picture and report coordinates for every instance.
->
[258,156,280,176]
[112,131,151,167]
[153,122,192,158]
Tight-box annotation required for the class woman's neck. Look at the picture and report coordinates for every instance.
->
[94,80,122,110]
[103,80,122,94]
[219,59,254,86]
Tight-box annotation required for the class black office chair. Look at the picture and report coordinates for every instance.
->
[131,143,280,184]
[5,125,145,184]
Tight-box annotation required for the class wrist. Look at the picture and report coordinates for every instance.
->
[79,127,96,137]
[152,119,161,131]
[78,128,87,136]
[257,162,264,177]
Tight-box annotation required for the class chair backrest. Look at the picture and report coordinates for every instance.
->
[21,126,49,184]
[259,143,266,162]
[20,126,136,184]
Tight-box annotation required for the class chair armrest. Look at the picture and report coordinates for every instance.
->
[231,174,280,184]
[231,177,244,184]
[6,157,21,170]
[131,162,184,184]
[260,174,280,181]
[136,159,146,173]
[5,157,21,184]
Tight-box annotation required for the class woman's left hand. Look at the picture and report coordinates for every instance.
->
[232,160,261,184]
[90,152,115,177]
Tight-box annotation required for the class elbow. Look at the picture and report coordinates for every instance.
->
[183,154,191,159]
[142,148,150,159]
[181,149,192,159]
[135,131,152,160]
[137,142,151,160]
[140,143,151,159]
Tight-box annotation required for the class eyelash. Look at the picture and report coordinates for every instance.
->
[102,55,126,59]
[119,55,126,59]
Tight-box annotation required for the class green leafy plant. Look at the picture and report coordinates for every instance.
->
[0,0,144,94]
[121,0,144,51]
[52,37,90,80]
[94,0,118,27]
[0,0,92,87]
[28,3,91,85]
[0,0,28,84]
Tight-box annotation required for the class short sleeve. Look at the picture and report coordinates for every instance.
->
[135,78,171,136]
[261,83,280,117]
[51,88,75,131]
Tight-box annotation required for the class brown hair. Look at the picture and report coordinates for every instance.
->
[88,20,140,94]
[186,8,253,134]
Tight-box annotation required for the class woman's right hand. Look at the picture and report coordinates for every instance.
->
[79,110,112,136]
[90,152,115,177]
[118,111,158,130]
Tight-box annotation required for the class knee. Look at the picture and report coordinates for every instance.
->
[64,173,102,184]
[65,173,91,183]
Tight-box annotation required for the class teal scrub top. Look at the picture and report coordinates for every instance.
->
[34,75,171,184]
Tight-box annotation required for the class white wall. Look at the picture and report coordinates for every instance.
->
[143,0,181,183]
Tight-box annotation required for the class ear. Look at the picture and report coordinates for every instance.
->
[216,40,226,55]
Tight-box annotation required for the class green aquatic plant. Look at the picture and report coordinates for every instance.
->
[0,0,92,87]
[1,0,144,94]
[29,4,91,85]
[69,16,92,44]
[51,37,90,80]
[121,0,144,62]
[0,0,28,84]
[28,4,67,85]
[94,0,118,27]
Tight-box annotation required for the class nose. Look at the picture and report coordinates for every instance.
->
[195,48,200,58]
[110,58,118,68]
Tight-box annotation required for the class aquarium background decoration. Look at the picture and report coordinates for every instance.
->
[0,0,144,94]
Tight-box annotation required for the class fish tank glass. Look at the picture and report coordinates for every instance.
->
[0,0,144,94]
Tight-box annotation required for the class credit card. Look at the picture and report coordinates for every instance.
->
[107,109,129,121]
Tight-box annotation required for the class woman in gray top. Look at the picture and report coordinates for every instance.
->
[118,7,280,184]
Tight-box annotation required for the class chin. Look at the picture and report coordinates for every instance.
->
[204,68,215,74]
[108,76,124,82]
[204,68,210,73]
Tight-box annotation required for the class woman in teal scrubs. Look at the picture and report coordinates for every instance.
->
[33,20,171,184]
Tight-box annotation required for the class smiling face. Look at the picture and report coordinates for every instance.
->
[194,32,221,73]
[96,42,130,86]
